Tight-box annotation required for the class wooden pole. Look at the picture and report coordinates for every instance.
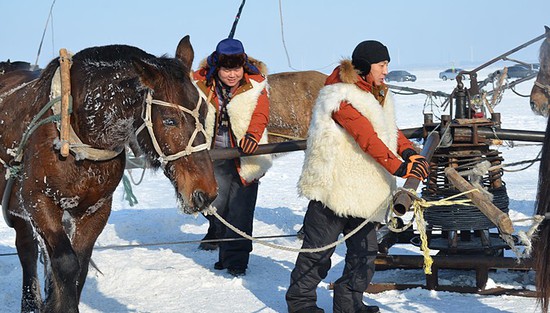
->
[393,132,440,215]
[444,167,514,235]
[59,48,72,157]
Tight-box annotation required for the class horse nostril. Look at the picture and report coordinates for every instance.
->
[192,190,210,209]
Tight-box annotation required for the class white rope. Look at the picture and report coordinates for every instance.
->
[205,205,371,253]
[502,214,546,260]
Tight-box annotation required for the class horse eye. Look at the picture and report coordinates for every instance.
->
[163,118,177,126]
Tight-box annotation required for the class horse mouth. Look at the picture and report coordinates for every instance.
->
[177,190,213,214]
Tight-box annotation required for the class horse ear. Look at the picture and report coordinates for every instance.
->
[131,58,160,89]
[175,35,194,69]
[545,25,550,35]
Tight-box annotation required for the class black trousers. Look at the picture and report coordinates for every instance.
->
[286,200,378,313]
[211,159,258,270]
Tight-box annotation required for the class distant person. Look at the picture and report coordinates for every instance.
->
[193,37,272,276]
[285,40,429,313]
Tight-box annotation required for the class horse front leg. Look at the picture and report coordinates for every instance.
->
[12,215,43,313]
[71,198,112,299]
[31,200,81,313]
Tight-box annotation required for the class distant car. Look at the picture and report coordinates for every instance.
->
[506,64,538,78]
[439,68,464,81]
[385,70,417,82]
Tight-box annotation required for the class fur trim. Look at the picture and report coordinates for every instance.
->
[192,80,216,148]
[198,56,268,76]
[226,79,272,182]
[298,83,398,221]
[339,59,360,84]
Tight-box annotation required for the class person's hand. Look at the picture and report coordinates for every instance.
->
[393,155,429,181]
[401,148,418,162]
[239,133,259,154]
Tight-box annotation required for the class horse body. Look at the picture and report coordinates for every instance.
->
[532,26,550,313]
[267,70,326,142]
[1,36,217,313]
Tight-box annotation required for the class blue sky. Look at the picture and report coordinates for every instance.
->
[1,0,549,73]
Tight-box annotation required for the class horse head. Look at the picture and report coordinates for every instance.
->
[530,26,550,117]
[131,36,217,214]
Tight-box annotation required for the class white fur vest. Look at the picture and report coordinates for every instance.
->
[203,79,272,183]
[297,83,398,221]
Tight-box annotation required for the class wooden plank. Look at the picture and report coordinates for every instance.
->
[444,167,514,235]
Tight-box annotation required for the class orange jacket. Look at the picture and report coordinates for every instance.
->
[326,67,415,174]
[193,68,269,146]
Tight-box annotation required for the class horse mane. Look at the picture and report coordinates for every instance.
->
[73,44,153,64]
[74,45,190,92]
[541,38,549,75]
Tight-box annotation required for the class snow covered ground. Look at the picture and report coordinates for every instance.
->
[0,67,546,312]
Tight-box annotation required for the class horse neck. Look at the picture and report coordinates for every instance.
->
[71,85,145,152]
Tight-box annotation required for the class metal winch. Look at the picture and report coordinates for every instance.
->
[419,78,511,255]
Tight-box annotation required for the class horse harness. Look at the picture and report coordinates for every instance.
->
[535,80,550,97]
[135,88,210,166]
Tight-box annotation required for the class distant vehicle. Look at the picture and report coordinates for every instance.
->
[439,68,464,81]
[506,64,538,78]
[385,70,417,82]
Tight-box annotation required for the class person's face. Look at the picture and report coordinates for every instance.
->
[366,61,389,86]
[218,66,244,87]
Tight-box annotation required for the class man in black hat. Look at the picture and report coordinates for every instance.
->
[193,38,272,276]
[285,40,429,313]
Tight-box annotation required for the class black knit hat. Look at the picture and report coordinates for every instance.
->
[351,40,390,75]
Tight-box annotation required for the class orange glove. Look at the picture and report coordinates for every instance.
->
[393,155,429,181]
[239,133,259,154]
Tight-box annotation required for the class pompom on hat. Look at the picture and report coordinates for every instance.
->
[206,38,259,82]
[351,40,390,75]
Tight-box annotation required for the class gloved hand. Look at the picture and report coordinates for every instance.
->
[401,148,418,162]
[393,154,430,181]
[239,133,259,154]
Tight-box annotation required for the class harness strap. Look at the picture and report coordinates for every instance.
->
[140,91,209,165]
[535,80,550,94]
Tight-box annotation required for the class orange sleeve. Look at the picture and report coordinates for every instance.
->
[397,130,416,156]
[332,101,402,174]
[246,87,269,141]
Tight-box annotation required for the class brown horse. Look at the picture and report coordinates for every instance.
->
[0,36,217,313]
[531,26,550,116]
[0,59,35,74]
[267,70,326,142]
[532,26,550,313]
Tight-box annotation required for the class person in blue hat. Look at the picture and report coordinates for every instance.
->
[193,38,272,276]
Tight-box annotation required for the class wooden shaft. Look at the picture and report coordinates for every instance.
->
[444,167,514,235]
[59,48,72,157]
[393,132,440,215]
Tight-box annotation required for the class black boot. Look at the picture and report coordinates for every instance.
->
[295,306,324,313]
[357,305,380,313]
[198,215,219,250]
[198,234,219,250]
